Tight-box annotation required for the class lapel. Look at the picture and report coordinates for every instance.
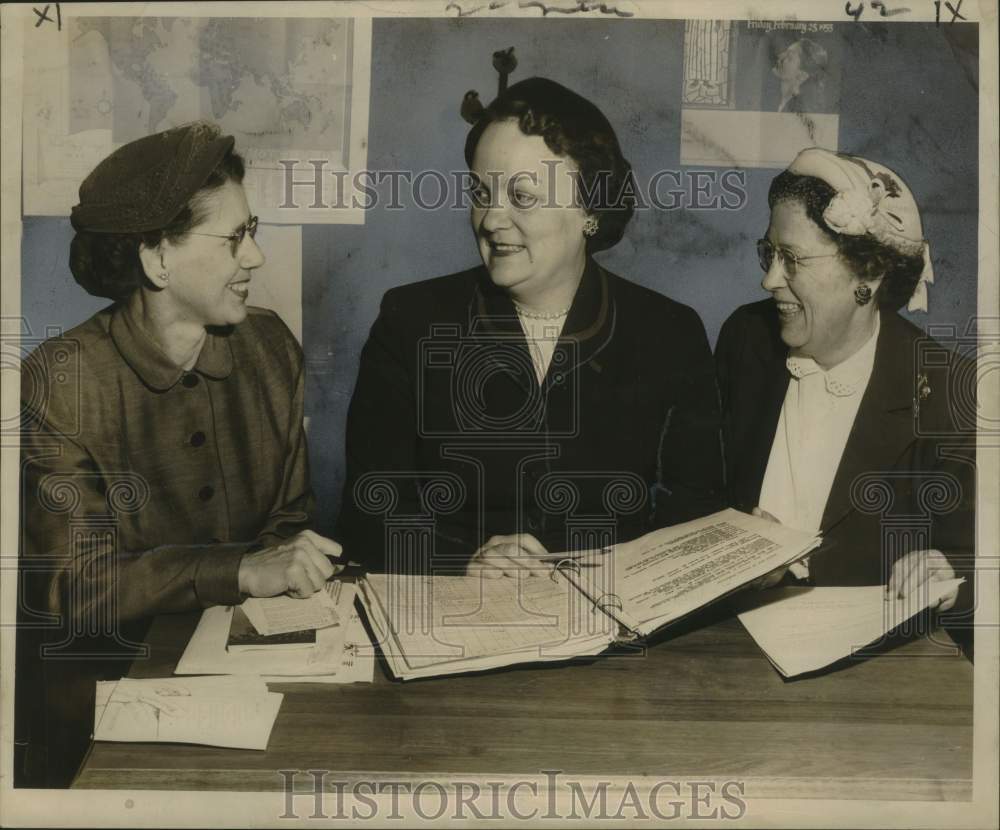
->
[736,306,790,509]
[820,311,918,532]
[548,256,614,390]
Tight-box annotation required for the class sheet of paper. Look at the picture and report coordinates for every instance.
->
[242,581,342,636]
[22,15,372,224]
[737,578,966,677]
[604,509,820,634]
[680,110,840,168]
[94,677,282,750]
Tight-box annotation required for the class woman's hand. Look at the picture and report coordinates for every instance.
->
[467,534,552,579]
[886,549,959,611]
[239,530,344,598]
[750,506,789,589]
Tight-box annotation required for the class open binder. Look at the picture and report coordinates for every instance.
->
[359,509,821,680]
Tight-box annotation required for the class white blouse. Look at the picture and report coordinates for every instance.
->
[759,315,880,577]
[516,311,568,385]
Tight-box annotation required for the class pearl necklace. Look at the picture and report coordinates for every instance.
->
[513,302,570,320]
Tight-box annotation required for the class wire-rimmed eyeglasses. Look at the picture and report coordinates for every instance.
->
[756,238,838,277]
[189,215,258,254]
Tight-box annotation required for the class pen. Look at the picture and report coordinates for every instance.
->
[537,546,614,564]
[328,558,366,579]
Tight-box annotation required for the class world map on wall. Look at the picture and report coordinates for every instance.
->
[68,17,349,155]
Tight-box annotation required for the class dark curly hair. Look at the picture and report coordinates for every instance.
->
[768,170,924,311]
[69,150,246,302]
[464,77,634,254]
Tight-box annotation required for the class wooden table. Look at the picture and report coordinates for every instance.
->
[73,606,973,801]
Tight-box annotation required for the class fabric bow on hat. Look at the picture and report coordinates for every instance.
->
[786,148,934,313]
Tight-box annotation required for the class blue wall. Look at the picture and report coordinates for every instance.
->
[20,19,979,536]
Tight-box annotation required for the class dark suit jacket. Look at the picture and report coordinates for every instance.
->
[337,258,724,571]
[716,301,976,599]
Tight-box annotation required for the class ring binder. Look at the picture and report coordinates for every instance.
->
[552,558,583,578]
[592,593,624,616]
[357,509,822,680]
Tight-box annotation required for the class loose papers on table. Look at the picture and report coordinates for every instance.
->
[177,580,375,683]
[94,676,282,750]
[737,578,966,677]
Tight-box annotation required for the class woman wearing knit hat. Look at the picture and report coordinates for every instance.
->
[717,148,975,652]
[16,122,343,786]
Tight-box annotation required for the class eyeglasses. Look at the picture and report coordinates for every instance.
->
[189,215,258,254]
[756,238,838,277]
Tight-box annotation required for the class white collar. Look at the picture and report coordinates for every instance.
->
[786,314,880,396]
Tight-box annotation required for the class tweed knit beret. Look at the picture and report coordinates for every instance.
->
[70,123,235,233]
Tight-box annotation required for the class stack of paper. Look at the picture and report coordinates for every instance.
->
[241,589,340,636]
[361,572,617,680]
[226,605,318,652]
[177,581,375,683]
[93,676,282,750]
[737,578,966,677]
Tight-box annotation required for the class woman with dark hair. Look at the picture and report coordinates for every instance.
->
[337,76,723,575]
[717,148,975,630]
[17,123,341,786]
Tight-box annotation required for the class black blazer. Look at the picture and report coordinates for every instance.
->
[716,300,976,592]
[337,258,724,571]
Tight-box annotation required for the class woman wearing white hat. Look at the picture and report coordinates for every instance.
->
[717,148,975,644]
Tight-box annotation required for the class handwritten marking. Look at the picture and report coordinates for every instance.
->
[845,0,912,19]
[871,0,911,15]
[446,0,633,16]
[943,0,966,22]
[934,0,967,23]
[522,0,634,15]
[32,3,60,29]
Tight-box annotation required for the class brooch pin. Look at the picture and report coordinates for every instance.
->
[913,372,932,417]
[917,372,932,400]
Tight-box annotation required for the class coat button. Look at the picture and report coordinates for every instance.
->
[190,431,206,447]
[182,373,199,388]
[198,485,214,502]
[527,516,540,532]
